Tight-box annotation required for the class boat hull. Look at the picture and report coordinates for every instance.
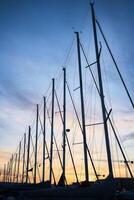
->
[19,176,115,200]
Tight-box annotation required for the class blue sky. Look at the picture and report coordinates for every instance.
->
[0,0,134,177]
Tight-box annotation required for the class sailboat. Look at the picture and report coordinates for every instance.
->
[1,3,134,200]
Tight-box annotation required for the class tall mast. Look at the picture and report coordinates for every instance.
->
[13,153,17,182]
[62,67,66,185]
[6,162,9,182]
[3,164,6,182]
[16,141,21,182]
[34,104,39,183]
[10,154,13,182]
[90,3,113,177]
[8,158,11,182]
[8,159,11,182]
[8,155,12,182]
[42,96,46,182]
[75,32,89,182]
[55,88,79,183]
[22,133,26,183]
[26,126,31,183]
[4,164,6,182]
[49,78,55,184]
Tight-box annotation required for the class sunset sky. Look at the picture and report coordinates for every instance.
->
[0,0,134,183]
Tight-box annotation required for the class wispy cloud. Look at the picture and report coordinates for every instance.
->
[122,132,134,142]
[0,80,34,109]
[0,118,9,130]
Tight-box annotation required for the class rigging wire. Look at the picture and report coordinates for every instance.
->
[79,39,134,178]
[38,112,56,185]
[55,89,79,183]
[96,19,134,110]
[101,49,124,177]
[66,82,99,180]
[30,134,41,182]
[4,33,76,182]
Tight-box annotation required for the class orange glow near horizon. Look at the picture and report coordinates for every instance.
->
[0,145,133,183]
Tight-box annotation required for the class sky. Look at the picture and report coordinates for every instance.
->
[0,0,134,182]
